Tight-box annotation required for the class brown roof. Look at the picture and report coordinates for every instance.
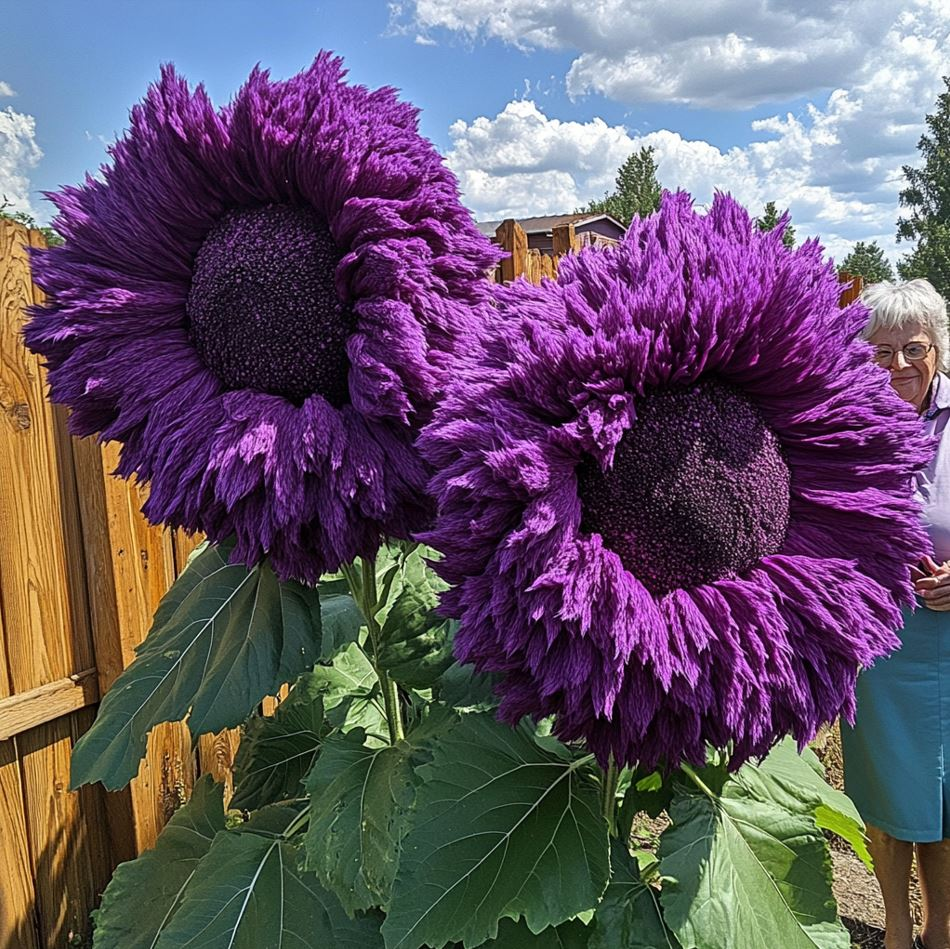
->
[476,213,624,237]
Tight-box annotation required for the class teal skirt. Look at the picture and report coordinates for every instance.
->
[841,604,950,842]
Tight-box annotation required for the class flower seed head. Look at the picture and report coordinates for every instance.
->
[188,204,354,406]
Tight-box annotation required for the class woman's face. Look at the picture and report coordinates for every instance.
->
[868,321,938,412]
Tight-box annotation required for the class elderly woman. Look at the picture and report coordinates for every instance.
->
[842,278,950,949]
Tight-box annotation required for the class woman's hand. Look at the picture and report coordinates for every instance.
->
[913,556,950,609]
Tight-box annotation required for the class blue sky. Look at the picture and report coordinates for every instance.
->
[2,0,948,264]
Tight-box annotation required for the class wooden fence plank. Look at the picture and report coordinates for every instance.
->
[72,438,195,855]
[0,737,40,949]
[838,271,864,307]
[496,219,527,284]
[0,219,104,947]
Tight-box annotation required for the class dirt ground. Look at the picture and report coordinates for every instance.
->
[815,723,924,949]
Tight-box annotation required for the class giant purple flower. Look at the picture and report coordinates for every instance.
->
[421,192,932,769]
[25,54,499,583]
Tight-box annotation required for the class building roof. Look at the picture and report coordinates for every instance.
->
[476,213,625,238]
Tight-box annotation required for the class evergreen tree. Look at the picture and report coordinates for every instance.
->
[755,201,796,249]
[896,76,950,299]
[582,146,662,226]
[838,241,895,284]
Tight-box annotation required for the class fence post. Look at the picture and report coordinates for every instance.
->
[551,222,578,256]
[496,219,527,283]
[838,271,864,307]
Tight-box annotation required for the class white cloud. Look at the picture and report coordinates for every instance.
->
[0,106,42,218]
[436,1,949,264]
[0,81,16,98]
[446,86,936,264]
[401,0,948,111]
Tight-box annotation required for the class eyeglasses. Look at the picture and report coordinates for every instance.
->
[872,342,935,364]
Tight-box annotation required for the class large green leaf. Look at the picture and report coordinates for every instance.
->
[436,660,500,712]
[382,713,609,949]
[230,679,327,812]
[316,579,365,655]
[308,642,388,741]
[485,916,591,947]
[737,738,870,869]
[155,809,383,948]
[304,728,415,915]
[658,782,849,949]
[72,539,342,789]
[376,546,455,688]
[92,776,226,949]
[589,840,680,949]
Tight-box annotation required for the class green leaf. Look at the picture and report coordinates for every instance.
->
[155,813,383,948]
[437,660,499,712]
[618,767,674,836]
[382,713,609,949]
[375,542,455,689]
[317,578,365,656]
[92,775,226,949]
[304,728,415,915]
[589,840,680,949]
[72,538,333,790]
[658,782,849,949]
[308,642,388,741]
[230,678,328,812]
[378,598,456,689]
[486,916,591,947]
[737,739,870,870]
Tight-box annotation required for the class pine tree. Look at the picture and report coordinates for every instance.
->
[838,241,895,284]
[582,146,662,226]
[755,201,796,249]
[896,76,950,299]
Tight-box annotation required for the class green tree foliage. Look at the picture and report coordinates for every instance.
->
[838,241,895,284]
[756,201,796,249]
[582,146,662,226]
[0,195,64,246]
[896,76,950,299]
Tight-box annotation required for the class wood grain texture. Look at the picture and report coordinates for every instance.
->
[0,669,98,740]
[496,219,528,284]
[73,438,195,853]
[0,220,102,948]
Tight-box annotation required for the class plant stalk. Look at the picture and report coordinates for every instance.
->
[351,556,404,744]
[680,762,716,798]
[602,757,620,835]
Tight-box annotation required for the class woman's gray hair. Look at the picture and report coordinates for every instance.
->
[859,278,950,371]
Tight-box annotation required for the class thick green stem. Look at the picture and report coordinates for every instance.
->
[344,556,405,744]
[681,762,716,798]
[602,757,620,835]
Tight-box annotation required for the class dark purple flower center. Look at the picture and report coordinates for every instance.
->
[187,204,355,405]
[578,378,790,595]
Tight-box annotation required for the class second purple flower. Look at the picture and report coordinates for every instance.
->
[421,192,932,769]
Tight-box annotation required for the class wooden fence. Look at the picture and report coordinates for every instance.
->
[0,219,240,949]
[491,219,587,284]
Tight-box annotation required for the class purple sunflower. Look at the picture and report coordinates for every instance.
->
[421,192,932,769]
[25,54,499,583]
